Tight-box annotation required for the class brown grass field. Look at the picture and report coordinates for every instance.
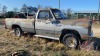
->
[0,19,100,56]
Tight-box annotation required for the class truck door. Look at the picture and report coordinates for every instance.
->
[35,10,55,37]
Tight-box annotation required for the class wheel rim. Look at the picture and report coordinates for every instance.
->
[65,36,77,48]
[15,28,20,37]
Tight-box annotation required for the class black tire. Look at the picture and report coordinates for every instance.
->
[14,27,23,37]
[62,34,80,49]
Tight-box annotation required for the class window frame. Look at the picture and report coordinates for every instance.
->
[37,10,53,20]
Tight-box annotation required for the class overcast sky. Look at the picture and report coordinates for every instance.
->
[0,0,99,11]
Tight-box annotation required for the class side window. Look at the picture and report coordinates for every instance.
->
[38,10,53,19]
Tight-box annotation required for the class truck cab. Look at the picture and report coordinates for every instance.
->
[35,9,67,37]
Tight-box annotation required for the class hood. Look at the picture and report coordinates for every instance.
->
[60,19,89,28]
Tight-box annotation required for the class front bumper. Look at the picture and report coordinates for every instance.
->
[81,32,94,40]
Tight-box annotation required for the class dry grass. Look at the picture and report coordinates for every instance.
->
[0,28,100,56]
[0,19,100,56]
[0,29,67,56]
[0,19,5,25]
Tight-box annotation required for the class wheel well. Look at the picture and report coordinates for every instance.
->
[60,29,81,42]
[12,24,21,30]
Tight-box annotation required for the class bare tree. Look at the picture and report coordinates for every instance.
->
[38,5,42,9]
[66,8,72,19]
[45,6,52,9]
[62,10,66,17]
[62,10,65,14]
[20,4,27,13]
[2,5,7,14]
[13,7,18,13]
[28,6,38,14]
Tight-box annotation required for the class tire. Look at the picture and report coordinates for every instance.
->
[62,34,80,49]
[14,27,23,37]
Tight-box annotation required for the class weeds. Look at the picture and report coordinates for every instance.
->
[0,28,100,56]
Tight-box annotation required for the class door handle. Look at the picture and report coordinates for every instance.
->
[46,22,51,24]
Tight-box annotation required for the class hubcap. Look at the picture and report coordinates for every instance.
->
[15,28,20,36]
[65,36,77,48]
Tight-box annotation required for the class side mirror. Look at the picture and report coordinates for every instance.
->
[46,20,51,24]
[52,20,61,24]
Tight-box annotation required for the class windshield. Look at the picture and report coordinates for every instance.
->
[51,9,67,19]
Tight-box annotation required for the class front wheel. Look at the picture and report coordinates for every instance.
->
[62,34,80,49]
[14,27,23,37]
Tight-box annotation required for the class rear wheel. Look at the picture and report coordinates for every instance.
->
[62,34,80,49]
[14,27,23,37]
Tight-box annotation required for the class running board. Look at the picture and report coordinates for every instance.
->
[34,35,59,40]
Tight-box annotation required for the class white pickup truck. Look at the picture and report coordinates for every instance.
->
[5,8,93,49]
